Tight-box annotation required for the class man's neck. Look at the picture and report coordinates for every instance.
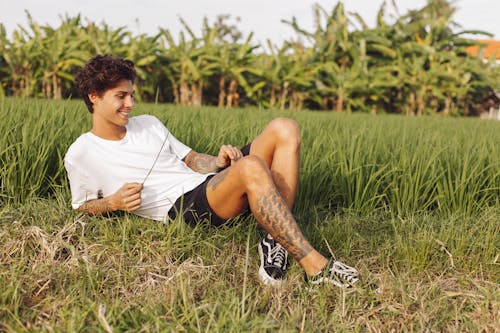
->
[91,124,127,140]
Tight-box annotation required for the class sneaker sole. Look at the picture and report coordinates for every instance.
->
[309,276,359,288]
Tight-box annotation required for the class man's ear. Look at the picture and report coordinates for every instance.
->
[88,92,100,104]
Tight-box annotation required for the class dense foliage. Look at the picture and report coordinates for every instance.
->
[1,0,499,115]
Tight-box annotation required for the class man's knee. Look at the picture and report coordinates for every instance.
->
[237,155,271,184]
[268,118,301,147]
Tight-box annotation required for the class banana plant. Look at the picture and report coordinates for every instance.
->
[37,15,89,99]
[211,33,259,108]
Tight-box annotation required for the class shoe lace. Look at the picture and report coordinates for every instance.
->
[268,242,287,268]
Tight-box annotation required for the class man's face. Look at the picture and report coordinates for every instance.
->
[90,79,135,128]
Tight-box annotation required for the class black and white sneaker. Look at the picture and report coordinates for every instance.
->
[258,234,289,286]
[305,259,359,288]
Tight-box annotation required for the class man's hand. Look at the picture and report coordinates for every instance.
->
[216,145,243,169]
[109,182,143,212]
[78,182,143,216]
[183,146,243,174]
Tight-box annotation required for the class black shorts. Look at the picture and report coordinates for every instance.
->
[167,143,251,226]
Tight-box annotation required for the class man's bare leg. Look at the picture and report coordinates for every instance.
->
[239,118,318,277]
[247,117,300,209]
[206,155,328,276]
[247,118,301,282]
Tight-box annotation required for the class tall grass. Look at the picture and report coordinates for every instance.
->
[0,98,86,203]
[1,97,498,216]
[293,113,498,216]
[0,97,499,331]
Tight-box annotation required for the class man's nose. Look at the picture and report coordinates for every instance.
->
[125,95,134,108]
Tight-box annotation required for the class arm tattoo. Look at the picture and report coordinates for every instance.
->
[254,187,313,261]
[184,151,220,174]
[77,199,114,216]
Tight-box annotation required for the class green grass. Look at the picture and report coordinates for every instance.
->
[0,97,499,331]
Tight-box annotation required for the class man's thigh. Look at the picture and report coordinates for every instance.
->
[205,165,249,220]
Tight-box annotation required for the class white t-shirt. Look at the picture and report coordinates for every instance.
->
[64,115,210,221]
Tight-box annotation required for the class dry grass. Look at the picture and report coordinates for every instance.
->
[0,196,498,332]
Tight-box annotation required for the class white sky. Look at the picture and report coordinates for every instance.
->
[0,0,498,45]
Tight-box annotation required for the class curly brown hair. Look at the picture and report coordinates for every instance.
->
[75,55,137,113]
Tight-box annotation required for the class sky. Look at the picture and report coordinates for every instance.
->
[0,0,498,45]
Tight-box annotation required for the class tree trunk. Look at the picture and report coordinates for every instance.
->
[191,81,203,106]
[53,75,62,100]
[24,73,30,97]
[172,84,179,104]
[396,89,403,114]
[12,74,19,97]
[179,80,190,106]
[218,77,226,108]
[270,86,276,108]
[190,83,197,106]
[416,90,424,116]
[197,81,204,106]
[443,94,451,115]
[335,92,344,112]
[408,91,416,116]
[19,75,25,97]
[43,74,50,98]
[289,90,296,110]
[321,97,328,110]
[297,93,305,110]
[227,78,238,107]
[279,82,289,110]
[290,90,303,110]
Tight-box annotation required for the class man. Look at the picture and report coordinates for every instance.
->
[65,54,359,288]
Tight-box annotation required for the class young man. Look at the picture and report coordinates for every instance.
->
[65,55,359,288]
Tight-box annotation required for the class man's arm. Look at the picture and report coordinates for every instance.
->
[77,182,143,216]
[183,151,220,174]
[183,145,243,174]
[77,197,118,216]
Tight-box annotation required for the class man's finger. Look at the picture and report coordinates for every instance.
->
[227,145,240,158]
[234,148,243,160]
[124,182,143,188]
[125,183,143,194]
[130,183,143,190]
[125,197,142,211]
[125,192,141,201]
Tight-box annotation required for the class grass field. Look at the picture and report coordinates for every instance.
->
[0,97,499,332]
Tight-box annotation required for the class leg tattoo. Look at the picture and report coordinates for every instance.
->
[208,168,230,191]
[254,187,313,261]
